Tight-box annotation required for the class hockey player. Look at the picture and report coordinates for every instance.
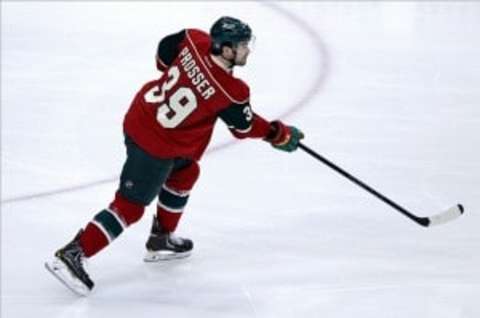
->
[45,16,304,296]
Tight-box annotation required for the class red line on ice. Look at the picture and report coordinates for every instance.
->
[2,3,329,205]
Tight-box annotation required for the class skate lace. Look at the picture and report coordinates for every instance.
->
[69,245,89,273]
[78,253,89,271]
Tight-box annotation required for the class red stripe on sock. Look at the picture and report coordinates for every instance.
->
[157,206,182,232]
[79,223,109,257]
[110,191,145,225]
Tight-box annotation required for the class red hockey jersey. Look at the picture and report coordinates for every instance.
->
[123,29,271,160]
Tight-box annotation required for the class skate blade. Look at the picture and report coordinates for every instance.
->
[143,250,191,262]
[44,259,90,296]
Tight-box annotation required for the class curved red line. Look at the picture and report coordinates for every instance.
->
[2,3,329,205]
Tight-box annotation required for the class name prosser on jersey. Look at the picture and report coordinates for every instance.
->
[179,47,216,100]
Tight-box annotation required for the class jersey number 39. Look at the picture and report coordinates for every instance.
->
[144,66,197,128]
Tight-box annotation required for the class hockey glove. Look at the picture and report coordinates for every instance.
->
[265,120,305,152]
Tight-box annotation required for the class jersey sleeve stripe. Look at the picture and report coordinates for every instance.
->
[156,55,168,69]
[232,125,253,133]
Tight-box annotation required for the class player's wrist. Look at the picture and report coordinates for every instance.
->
[265,120,289,144]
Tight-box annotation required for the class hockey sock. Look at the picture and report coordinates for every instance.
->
[79,192,145,257]
[157,184,190,232]
[156,161,199,232]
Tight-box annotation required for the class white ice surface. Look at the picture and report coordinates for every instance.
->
[2,2,480,318]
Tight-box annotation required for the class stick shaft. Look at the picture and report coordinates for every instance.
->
[298,143,427,226]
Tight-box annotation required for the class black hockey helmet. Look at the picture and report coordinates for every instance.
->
[210,16,252,55]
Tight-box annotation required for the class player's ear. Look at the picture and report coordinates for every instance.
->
[221,46,234,58]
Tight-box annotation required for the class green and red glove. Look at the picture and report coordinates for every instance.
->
[265,120,305,152]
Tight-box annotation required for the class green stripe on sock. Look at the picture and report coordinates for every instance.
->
[159,189,189,210]
[94,210,123,240]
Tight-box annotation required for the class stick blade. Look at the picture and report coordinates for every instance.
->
[427,204,464,226]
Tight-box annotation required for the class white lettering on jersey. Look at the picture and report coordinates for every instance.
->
[179,47,216,100]
[144,66,197,128]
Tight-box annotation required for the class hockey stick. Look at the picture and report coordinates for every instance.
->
[298,142,464,227]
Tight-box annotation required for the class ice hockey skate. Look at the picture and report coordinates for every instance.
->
[144,216,193,262]
[44,230,94,296]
